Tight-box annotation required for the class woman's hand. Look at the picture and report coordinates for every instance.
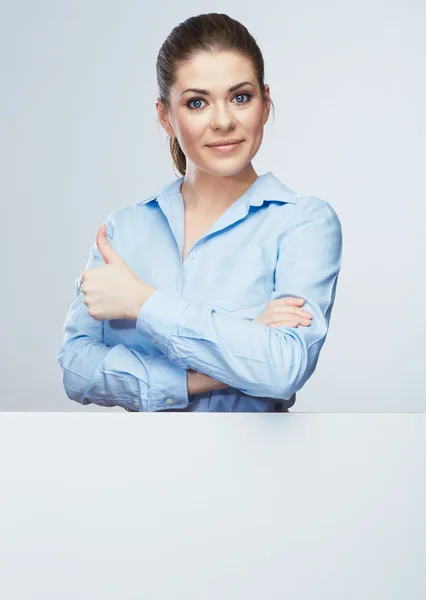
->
[252,296,313,329]
[80,224,156,321]
[187,297,313,394]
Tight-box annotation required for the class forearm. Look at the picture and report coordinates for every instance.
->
[187,369,230,395]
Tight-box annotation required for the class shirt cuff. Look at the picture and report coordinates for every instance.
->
[136,289,192,359]
[144,353,190,412]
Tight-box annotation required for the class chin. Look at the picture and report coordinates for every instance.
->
[198,162,251,178]
[195,153,255,177]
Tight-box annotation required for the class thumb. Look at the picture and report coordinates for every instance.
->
[96,223,118,264]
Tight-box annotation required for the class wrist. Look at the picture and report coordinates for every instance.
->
[129,283,157,320]
[187,370,230,395]
[187,370,199,395]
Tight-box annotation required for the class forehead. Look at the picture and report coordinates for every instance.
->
[173,51,255,89]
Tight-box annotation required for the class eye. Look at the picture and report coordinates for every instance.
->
[186,98,207,110]
[185,92,253,111]
[233,92,253,104]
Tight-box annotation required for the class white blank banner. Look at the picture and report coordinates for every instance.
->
[0,413,424,599]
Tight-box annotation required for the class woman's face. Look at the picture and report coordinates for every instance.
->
[157,51,271,177]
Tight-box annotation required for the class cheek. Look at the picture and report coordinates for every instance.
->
[177,115,204,145]
[242,105,265,132]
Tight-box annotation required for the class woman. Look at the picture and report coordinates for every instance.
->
[57,13,342,413]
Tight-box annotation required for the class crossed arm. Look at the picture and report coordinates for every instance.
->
[57,199,342,410]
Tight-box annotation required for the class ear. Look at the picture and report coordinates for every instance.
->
[262,84,271,125]
[156,98,175,138]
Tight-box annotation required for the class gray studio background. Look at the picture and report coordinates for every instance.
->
[1,3,425,599]
[1,0,425,411]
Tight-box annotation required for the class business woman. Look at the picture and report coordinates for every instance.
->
[57,13,343,412]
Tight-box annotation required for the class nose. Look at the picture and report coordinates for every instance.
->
[209,102,236,131]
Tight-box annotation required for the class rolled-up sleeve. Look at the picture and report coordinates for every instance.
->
[57,212,189,412]
[136,199,343,400]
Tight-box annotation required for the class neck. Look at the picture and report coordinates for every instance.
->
[180,165,259,215]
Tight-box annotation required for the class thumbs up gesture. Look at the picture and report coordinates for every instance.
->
[79,224,157,321]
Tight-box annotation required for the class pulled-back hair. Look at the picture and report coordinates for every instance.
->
[156,13,274,176]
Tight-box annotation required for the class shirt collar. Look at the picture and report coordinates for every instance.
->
[138,171,296,207]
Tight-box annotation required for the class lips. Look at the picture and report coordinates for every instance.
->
[207,139,243,147]
[206,140,244,153]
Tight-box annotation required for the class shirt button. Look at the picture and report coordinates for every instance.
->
[133,400,139,409]
[189,252,196,259]
[166,398,174,405]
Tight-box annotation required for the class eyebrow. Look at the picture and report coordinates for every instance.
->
[180,81,255,97]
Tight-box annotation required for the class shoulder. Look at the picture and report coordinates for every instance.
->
[103,191,159,228]
[276,194,342,257]
[296,194,340,220]
[275,194,343,267]
[292,195,342,235]
[107,178,175,223]
[99,183,166,244]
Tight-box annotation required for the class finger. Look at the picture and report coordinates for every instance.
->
[272,307,313,319]
[268,318,312,328]
[267,317,298,326]
[281,313,312,325]
[296,309,313,319]
[254,310,312,326]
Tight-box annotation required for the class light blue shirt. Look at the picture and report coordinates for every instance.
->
[57,172,343,412]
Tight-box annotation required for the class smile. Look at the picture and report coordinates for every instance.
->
[206,140,244,153]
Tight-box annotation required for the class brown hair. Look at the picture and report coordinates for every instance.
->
[156,13,275,176]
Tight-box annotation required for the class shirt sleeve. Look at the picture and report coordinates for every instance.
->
[56,212,189,412]
[135,199,343,400]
